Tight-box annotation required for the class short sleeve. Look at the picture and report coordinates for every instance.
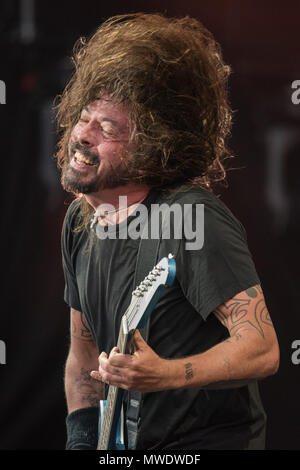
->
[175,194,260,321]
[61,200,82,312]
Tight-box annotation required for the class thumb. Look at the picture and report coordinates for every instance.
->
[132,329,147,351]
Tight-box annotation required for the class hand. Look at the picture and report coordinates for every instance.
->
[90,329,171,392]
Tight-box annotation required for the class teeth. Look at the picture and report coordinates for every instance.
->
[74,151,93,165]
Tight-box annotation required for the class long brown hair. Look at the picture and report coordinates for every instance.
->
[55,13,233,230]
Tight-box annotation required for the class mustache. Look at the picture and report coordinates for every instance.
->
[70,142,99,165]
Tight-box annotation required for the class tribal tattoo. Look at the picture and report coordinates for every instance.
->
[214,284,274,340]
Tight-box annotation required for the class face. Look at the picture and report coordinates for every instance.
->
[62,98,133,194]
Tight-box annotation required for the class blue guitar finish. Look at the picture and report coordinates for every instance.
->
[98,400,125,450]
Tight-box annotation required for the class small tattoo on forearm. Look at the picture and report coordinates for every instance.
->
[184,362,194,381]
[224,332,241,344]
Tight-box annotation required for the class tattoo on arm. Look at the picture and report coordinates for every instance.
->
[74,367,104,406]
[214,284,274,339]
[224,332,242,343]
[71,310,94,341]
[203,285,276,390]
[184,362,194,381]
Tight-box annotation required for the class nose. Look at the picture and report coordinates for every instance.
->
[75,119,99,148]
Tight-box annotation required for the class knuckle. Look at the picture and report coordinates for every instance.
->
[127,371,136,387]
[130,361,139,373]
[101,371,109,382]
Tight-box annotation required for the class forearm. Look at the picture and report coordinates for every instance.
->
[164,328,279,390]
[65,352,105,413]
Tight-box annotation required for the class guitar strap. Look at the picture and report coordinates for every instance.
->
[126,188,184,450]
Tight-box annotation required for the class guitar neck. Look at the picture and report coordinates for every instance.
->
[97,318,129,450]
[97,255,176,450]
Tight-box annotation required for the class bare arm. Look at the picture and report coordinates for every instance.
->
[178,284,280,390]
[91,285,280,392]
[65,308,104,413]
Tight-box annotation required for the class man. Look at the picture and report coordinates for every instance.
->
[57,13,279,450]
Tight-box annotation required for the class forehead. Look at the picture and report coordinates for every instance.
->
[83,98,130,126]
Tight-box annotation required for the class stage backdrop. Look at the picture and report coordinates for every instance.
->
[0,0,299,449]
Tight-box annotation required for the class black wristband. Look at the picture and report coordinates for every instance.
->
[65,406,99,450]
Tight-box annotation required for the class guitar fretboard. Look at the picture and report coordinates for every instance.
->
[97,322,128,450]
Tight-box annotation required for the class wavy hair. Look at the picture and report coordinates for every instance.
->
[55,13,233,229]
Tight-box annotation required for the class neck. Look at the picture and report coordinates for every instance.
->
[85,184,151,211]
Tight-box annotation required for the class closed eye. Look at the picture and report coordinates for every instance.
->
[79,118,113,136]
[101,127,114,136]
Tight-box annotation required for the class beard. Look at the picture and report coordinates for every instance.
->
[62,142,132,194]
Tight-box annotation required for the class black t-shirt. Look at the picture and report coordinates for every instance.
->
[61,186,267,450]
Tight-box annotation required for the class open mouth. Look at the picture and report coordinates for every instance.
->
[70,150,98,169]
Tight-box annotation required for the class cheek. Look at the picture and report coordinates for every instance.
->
[100,143,127,161]
[69,124,81,142]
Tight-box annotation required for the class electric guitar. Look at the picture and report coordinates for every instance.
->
[97,254,176,450]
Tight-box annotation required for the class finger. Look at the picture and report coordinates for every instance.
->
[99,351,108,363]
[99,351,111,374]
[90,370,102,381]
[103,376,130,390]
[99,353,124,378]
[100,367,128,387]
[97,355,135,390]
[108,352,133,368]
[109,346,120,357]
